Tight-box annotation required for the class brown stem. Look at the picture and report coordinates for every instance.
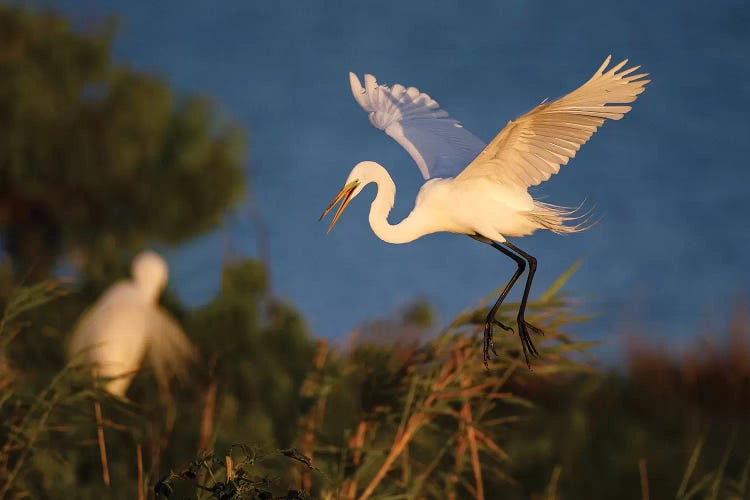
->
[401,445,410,486]
[449,434,468,500]
[359,355,457,500]
[150,436,161,492]
[136,444,144,500]
[358,414,424,500]
[472,428,509,461]
[226,455,235,482]
[341,420,368,499]
[546,465,562,500]
[94,402,110,487]
[199,379,218,452]
[457,349,483,499]
[300,341,328,491]
[434,382,499,400]
[638,459,649,500]
[464,405,483,500]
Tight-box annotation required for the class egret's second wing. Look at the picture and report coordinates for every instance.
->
[456,56,649,188]
[145,308,196,390]
[350,73,486,180]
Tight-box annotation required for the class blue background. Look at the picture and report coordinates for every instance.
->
[45,0,750,359]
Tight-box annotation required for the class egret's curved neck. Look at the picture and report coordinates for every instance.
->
[134,278,164,303]
[365,165,432,244]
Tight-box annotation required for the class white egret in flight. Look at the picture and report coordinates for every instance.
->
[321,56,649,367]
[68,250,195,397]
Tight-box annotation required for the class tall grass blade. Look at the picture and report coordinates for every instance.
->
[677,434,705,498]
[540,259,583,303]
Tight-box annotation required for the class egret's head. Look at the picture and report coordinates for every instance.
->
[131,250,168,302]
[319,161,381,233]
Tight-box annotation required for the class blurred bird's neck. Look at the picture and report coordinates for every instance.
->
[368,171,431,244]
[134,279,163,303]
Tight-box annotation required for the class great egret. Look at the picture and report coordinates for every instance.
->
[68,250,195,397]
[320,56,648,367]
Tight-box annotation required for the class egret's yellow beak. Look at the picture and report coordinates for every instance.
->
[319,180,359,233]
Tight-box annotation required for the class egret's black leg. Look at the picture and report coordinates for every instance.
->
[503,241,543,365]
[482,242,525,368]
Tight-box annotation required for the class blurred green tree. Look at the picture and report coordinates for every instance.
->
[0,5,246,282]
[186,260,316,450]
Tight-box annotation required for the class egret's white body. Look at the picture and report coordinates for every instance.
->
[322,56,648,365]
[68,251,195,397]
[352,168,542,244]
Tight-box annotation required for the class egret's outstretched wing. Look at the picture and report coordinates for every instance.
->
[350,73,486,180]
[456,56,649,188]
[145,308,196,391]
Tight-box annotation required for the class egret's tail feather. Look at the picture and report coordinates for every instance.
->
[525,200,599,234]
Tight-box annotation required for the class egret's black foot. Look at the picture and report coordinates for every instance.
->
[517,319,543,367]
[483,316,514,369]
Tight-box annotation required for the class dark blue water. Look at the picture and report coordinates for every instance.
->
[47,0,750,359]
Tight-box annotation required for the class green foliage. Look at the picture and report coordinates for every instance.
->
[0,5,246,280]
[494,307,750,500]
[400,299,434,329]
[3,257,750,499]
[188,260,316,449]
[0,280,98,498]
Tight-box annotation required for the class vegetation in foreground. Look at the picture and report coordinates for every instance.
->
[1,271,749,499]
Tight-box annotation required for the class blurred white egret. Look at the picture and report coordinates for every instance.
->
[68,250,195,397]
[321,56,649,367]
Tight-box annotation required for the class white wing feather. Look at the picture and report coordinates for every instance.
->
[456,56,650,188]
[350,72,486,180]
[145,307,196,391]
